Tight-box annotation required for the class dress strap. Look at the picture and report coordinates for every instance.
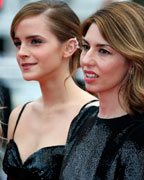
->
[12,102,31,138]
[79,99,98,112]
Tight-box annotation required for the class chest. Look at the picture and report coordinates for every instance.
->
[13,106,80,163]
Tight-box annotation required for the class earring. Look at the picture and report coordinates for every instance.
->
[73,37,80,49]
[129,67,134,80]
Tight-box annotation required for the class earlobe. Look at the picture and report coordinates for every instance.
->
[128,64,134,73]
[128,64,135,80]
[63,38,79,58]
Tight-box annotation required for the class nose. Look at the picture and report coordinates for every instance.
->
[80,49,96,67]
[17,44,30,59]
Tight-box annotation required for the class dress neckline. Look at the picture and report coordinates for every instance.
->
[9,139,65,166]
[96,107,130,121]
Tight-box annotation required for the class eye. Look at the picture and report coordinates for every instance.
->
[14,41,21,47]
[81,44,90,51]
[31,39,42,44]
[99,48,110,54]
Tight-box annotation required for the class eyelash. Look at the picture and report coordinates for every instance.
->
[14,38,42,47]
[81,44,110,55]
[14,41,21,47]
[81,44,90,51]
[31,39,42,44]
[99,49,110,55]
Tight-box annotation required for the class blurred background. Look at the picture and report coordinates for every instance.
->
[0,0,143,179]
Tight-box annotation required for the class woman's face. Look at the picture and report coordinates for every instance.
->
[14,15,66,82]
[80,23,130,95]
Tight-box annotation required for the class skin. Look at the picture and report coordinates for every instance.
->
[8,15,98,163]
[80,23,131,118]
[14,15,67,83]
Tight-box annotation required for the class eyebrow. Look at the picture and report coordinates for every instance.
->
[82,38,113,49]
[14,35,42,40]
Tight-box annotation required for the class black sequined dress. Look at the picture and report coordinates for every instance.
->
[60,107,144,180]
[3,100,98,180]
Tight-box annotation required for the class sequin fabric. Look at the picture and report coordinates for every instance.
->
[3,100,98,180]
[59,107,144,180]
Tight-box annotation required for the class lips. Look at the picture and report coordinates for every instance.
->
[21,62,37,70]
[84,70,99,78]
[84,70,99,83]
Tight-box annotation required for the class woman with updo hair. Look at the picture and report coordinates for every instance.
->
[2,1,98,179]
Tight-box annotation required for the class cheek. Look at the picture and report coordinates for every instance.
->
[32,50,50,64]
[102,63,129,83]
[16,54,20,65]
[98,58,129,76]
[98,62,112,75]
[80,53,85,66]
[79,56,82,66]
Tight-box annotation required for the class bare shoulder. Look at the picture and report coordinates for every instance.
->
[7,104,25,141]
[7,100,40,141]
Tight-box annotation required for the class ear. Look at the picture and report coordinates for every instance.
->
[128,63,134,73]
[63,38,79,58]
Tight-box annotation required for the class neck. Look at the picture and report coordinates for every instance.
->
[98,88,127,119]
[39,76,77,106]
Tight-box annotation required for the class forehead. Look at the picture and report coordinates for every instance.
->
[84,23,108,44]
[14,15,51,37]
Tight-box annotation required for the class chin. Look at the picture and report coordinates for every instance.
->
[85,87,97,94]
[85,84,98,94]
[23,78,33,81]
[23,76,35,81]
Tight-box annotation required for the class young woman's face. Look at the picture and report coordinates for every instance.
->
[14,15,65,82]
[80,23,130,95]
